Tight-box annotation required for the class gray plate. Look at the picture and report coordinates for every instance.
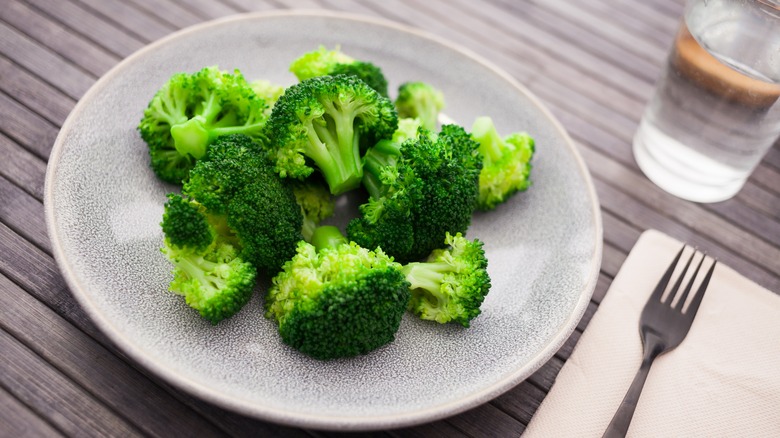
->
[44,10,602,431]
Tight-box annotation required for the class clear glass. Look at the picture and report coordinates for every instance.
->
[633,0,780,203]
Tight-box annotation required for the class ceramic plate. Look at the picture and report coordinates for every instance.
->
[45,11,602,430]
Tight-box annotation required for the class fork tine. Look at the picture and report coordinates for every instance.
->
[664,249,695,306]
[650,246,685,302]
[684,260,716,317]
[673,254,704,311]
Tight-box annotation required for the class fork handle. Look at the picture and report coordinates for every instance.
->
[602,335,665,438]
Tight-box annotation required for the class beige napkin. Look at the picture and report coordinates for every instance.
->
[524,229,780,437]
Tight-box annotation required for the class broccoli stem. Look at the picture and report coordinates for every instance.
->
[362,139,402,199]
[401,262,454,305]
[304,106,363,195]
[471,117,504,163]
[310,225,348,252]
[171,118,212,159]
[177,255,224,298]
[170,92,224,159]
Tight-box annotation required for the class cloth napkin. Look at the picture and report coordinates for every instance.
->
[523,229,780,437]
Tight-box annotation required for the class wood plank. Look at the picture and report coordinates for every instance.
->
[0,91,59,160]
[0,54,76,126]
[0,0,119,77]
[209,0,279,13]
[444,402,525,437]
[123,0,211,29]
[23,0,145,58]
[0,223,95,333]
[526,356,564,392]
[0,132,47,201]
[491,380,546,425]
[590,174,780,292]
[0,329,144,437]
[74,0,175,42]
[0,21,94,99]
[389,420,468,438]
[0,174,50,253]
[156,0,241,21]
[0,384,65,437]
[0,273,231,437]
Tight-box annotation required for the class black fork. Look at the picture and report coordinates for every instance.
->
[602,247,716,438]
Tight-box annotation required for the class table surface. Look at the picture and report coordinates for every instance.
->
[2,0,779,436]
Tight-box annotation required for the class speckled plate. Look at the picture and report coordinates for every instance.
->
[44,10,602,431]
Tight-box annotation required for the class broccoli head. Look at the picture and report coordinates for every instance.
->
[183,134,267,215]
[289,46,389,97]
[471,116,535,210]
[395,81,445,132]
[161,194,256,324]
[265,226,411,360]
[138,66,269,184]
[227,181,303,275]
[348,124,482,263]
[263,74,397,195]
[402,232,491,327]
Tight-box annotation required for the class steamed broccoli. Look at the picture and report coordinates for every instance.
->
[402,232,490,327]
[347,124,482,263]
[138,66,269,183]
[183,134,267,215]
[289,46,389,97]
[291,178,335,241]
[471,116,535,210]
[249,79,286,116]
[161,194,256,324]
[183,134,303,274]
[265,226,411,360]
[395,81,445,132]
[263,74,397,195]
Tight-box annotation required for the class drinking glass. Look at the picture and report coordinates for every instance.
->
[633,0,780,203]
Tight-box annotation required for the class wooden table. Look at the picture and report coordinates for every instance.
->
[2,0,778,436]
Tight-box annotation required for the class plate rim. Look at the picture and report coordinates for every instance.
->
[44,9,603,431]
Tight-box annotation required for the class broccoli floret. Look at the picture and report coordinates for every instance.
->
[291,177,335,241]
[161,194,256,324]
[348,124,482,263]
[249,79,286,116]
[227,181,303,275]
[395,82,445,132]
[160,193,215,251]
[265,226,411,360]
[264,74,397,195]
[183,134,304,274]
[183,134,267,215]
[471,116,535,210]
[289,46,389,97]
[402,232,490,327]
[138,66,269,184]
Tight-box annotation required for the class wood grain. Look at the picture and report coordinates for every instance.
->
[0,0,777,435]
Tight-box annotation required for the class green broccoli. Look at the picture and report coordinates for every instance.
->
[263,74,397,195]
[402,232,491,327]
[289,45,389,97]
[227,181,304,274]
[347,124,482,263]
[160,194,256,324]
[249,79,286,116]
[183,134,303,274]
[265,226,411,360]
[182,134,267,216]
[138,66,269,184]
[471,116,535,210]
[291,177,335,241]
[395,81,445,132]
